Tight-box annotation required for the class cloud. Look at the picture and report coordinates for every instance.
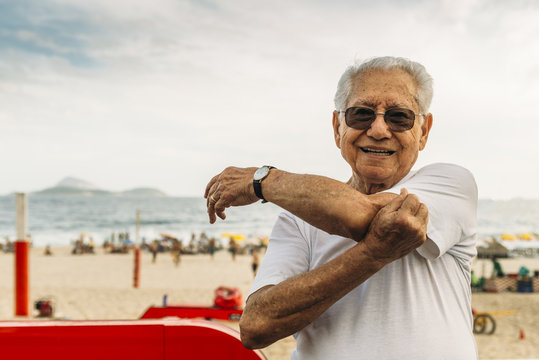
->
[0,1,100,67]
[0,0,538,198]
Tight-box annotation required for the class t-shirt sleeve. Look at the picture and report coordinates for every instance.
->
[384,163,478,261]
[247,211,311,300]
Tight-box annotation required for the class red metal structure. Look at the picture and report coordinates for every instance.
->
[14,240,29,316]
[134,247,141,288]
[0,319,265,359]
[140,305,243,321]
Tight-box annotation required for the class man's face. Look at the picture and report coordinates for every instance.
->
[332,68,432,194]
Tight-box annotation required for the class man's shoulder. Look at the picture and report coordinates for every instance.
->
[412,163,476,188]
[400,162,478,202]
[416,162,474,178]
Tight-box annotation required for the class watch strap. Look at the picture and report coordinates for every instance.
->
[253,166,275,203]
[253,180,265,201]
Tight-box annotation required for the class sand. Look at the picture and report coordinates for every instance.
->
[1,247,538,359]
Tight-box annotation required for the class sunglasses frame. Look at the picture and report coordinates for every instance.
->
[338,106,424,132]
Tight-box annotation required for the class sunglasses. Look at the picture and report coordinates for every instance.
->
[339,107,423,132]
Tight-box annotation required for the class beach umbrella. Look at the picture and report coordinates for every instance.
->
[221,232,234,238]
[501,233,517,241]
[160,233,178,240]
[233,234,246,241]
[518,233,533,241]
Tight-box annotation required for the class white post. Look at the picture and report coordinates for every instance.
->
[16,193,27,241]
[136,209,140,245]
[134,209,141,288]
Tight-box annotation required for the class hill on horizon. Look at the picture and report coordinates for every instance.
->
[32,177,167,197]
[55,177,100,190]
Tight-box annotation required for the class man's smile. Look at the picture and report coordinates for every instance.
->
[360,147,395,156]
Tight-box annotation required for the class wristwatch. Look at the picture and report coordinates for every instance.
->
[253,166,275,203]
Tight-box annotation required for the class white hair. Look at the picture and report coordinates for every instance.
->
[334,56,433,116]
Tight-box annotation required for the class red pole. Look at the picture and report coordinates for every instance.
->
[15,241,29,316]
[14,193,29,316]
[134,247,141,288]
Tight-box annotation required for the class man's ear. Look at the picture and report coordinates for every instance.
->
[419,113,433,150]
[332,111,342,149]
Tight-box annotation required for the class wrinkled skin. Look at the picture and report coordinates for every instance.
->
[362,188,428,266]
[204,166,259,224]
[333,68,433,194]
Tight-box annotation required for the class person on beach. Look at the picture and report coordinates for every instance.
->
[492,256,504,277]
[205,56,478,359]
[208,238,216,259]
[251,248,260,277]
[171,239,182,267]
[151,240,159,263]
[229,237,238,261]
[44,245,53,256]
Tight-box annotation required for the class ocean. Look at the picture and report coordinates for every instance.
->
[0,195,538,247]
[0,195,282,247]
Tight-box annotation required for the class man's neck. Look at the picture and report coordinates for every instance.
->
[347,176,392,195]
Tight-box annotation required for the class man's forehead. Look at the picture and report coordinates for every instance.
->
[349,97,412,109]
[348,70,419,108]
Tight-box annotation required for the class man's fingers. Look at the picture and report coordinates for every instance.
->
[214,198,228,220]
[416,203,429,222]
[207,202,217,224]
[207,199,226,223]
[204,174,220,198]
[206,182,220,223]
[382,188,408,212]
[206,182,220,207]
[400,193,421,214]
[216,210,227,220]
[207,192,220,223]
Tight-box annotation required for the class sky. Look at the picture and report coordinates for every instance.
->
[1,0,538,199]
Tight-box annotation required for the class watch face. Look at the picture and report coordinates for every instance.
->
[253,166,270,181]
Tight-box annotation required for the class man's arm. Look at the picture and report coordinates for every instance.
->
[205,167,396,241]
[239,190,428,348]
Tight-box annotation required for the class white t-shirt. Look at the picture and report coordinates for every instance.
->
[248,163,478,360]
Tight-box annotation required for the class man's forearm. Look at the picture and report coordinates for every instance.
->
[261,169,394,241]
[240,240,385,349]
[205,166,397,240]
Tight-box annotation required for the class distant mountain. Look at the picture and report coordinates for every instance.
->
[120,188,167,198]
[32,177,167,197]
[35,186,110,197]
[55,177,99,190]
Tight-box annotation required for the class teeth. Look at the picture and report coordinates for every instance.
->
[362,148,394,155]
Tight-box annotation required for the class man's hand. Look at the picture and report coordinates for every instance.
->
[363,188,428,266]
[204,166,260,224]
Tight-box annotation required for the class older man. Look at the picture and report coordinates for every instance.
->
[205,56,478,359]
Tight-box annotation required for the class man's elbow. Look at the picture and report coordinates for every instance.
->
[239,315,274,349]
[240,329,263,350]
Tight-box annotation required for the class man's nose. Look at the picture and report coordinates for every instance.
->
[366,114,392,139]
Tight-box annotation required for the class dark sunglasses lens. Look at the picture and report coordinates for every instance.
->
[345,107,375,129]
[385,108,415,131]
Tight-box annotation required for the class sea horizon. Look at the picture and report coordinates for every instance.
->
[1,195,539,248]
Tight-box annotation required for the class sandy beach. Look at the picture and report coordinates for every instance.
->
[1,247,538,359]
